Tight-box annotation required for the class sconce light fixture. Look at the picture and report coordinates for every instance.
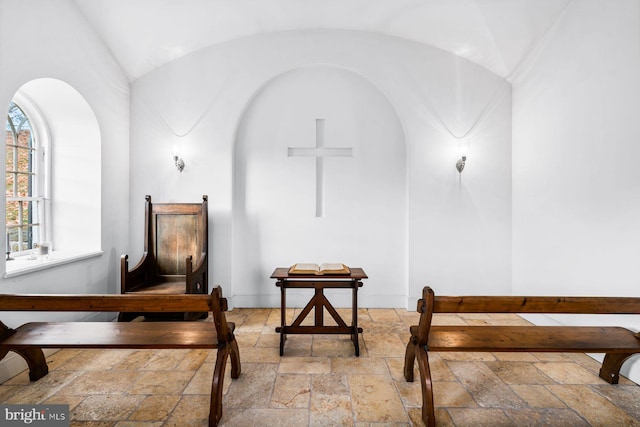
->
[174,155,185,172]
[456,138,469,174]
[172,144,185,172]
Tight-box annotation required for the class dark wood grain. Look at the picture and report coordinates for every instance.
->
[405,286,640,427]
[432,295,640,314]
[156,214,198,275]
[426,325,640,353]
[120,195,209,321]
[0,322,222,349]
[0,286,240,427]
[272,267,366,356]
[0,293,212,312]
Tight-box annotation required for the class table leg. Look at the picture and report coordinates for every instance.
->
[353,281,360,357]
[279,282,286,356]
[315,287,324,326]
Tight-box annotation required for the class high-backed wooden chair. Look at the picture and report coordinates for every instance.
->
[119,195,209,321]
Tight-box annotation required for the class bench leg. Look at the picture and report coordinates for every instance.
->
[404,339,436,427]
[210,343,235,427]
[15,349,49,381]
[209,338,241,426]
[415,345,436,427]
[0,322,48,381]
[228,338,241,379]
[600,353,635,384]
[0,347,49,382]
[404,338,416,382]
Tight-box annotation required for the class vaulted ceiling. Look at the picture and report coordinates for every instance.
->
[73,0,573,81]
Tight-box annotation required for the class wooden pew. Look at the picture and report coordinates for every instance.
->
[404,286,640,427]
[0,286,240,427]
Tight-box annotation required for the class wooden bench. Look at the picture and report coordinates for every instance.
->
[404,286,640,426]
[0,286,240,427]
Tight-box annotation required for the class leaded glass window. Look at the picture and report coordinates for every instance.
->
[6,102,42,253]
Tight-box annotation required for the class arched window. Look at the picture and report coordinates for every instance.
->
[5,100,48,255]
[4,79,101,276]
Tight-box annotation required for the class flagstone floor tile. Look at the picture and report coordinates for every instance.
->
[0,308,638,426]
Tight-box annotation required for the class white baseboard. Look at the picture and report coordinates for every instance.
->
[0,349,59,383]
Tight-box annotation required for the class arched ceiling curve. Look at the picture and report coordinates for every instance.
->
[72,0,573,82]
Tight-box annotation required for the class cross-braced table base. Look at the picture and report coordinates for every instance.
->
[271,268,367,357]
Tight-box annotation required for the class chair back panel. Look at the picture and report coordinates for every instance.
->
[155,214,200,275]
[150,202,206,278]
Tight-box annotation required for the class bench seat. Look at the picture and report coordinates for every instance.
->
[0,286,240,427]
[124,280,191,295]
[404,286,640,427]
[0,321,234,349]
[417,325,640,353]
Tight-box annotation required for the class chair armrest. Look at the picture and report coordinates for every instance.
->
[190,251,207,276]
[185,253,208,294]
[121,252,151,293]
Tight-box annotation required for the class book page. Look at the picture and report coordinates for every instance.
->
[293,263,320,271]
[289,263,350,275]
[289,263,320,274]
[319,263,350,274]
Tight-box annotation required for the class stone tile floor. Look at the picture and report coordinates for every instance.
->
[1,307,639,426]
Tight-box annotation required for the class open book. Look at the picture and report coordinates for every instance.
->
[289,263,351,275]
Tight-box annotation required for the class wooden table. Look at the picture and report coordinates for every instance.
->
[271,267,367,356]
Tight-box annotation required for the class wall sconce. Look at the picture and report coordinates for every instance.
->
[172,144,185,172]
[456,139,469,174]
[174,155,185,172]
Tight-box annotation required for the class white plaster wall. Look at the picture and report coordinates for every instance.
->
[0,0,130,379]
[233,65,407,308]
[512,0,640,381]
[19,79,102,252]
[130,29,512,307]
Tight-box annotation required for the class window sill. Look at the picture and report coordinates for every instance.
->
[3,250,103,278]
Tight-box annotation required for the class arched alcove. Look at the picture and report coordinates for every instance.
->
[5,78,101,274]
[232,65,407,308]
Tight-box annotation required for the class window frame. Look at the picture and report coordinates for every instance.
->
[5,93,51,257]
[3,79,103,278]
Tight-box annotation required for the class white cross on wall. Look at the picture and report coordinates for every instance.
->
[287,119,353,217]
